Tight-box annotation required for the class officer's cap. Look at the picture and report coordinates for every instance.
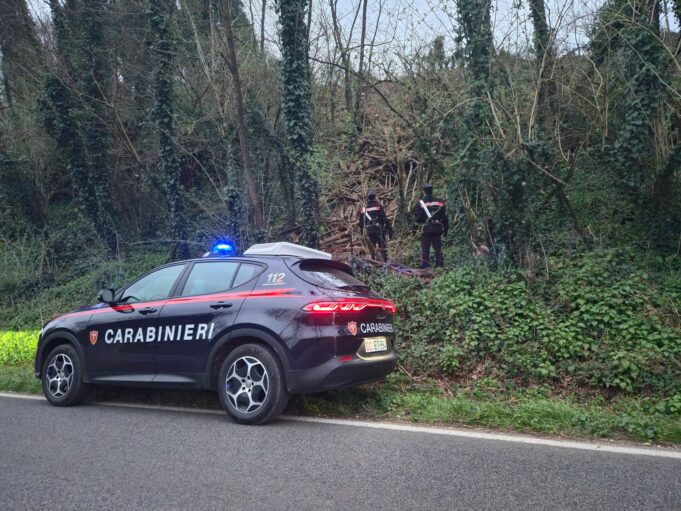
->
[421,183,433,191]
[367,189,377,198]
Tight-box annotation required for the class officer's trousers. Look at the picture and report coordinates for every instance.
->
[420,232,443,268]
[368,231,388,261]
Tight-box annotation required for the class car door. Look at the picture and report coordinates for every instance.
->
[86,263,187,381]
[154,261,264,381]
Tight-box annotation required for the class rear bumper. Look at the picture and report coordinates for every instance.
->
[285,352,397,394]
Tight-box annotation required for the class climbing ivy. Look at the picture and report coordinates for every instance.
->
[39,0,117,250]
[591,0,678,248]
[39,74,92,217]
[456,0,493,125]
[275,0,320,248]
[80,0,117,249]
[453,0,534,262]
[147,0,189,259]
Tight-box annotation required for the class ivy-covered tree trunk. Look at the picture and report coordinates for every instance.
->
[0,0,44,115]
[456,0,497,251]
[457,0,537,262]
[41,0,117,250]
[147,0,190,259]
[457,0,493,125]
[527,0,555,134]
[587,0,680,250]
[41,1,94,219]
[81,0,117,250]
[276,0,320,248]
[608,1,667,236]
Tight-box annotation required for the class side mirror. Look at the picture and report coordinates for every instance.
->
[98,288,116,304]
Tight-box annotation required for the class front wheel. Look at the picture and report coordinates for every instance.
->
[42,344,89,406]
[218,344,289,425]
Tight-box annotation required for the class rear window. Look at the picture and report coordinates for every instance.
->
[296,261,367,289]
[232,263,262,288]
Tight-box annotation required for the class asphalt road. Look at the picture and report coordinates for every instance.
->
[1,396,680,510]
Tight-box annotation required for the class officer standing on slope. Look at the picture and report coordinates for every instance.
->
[414,183,449,268]
[359,190,393,261]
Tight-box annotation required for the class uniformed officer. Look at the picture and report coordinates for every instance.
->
[359,190,393,261]
[414,183,449,268]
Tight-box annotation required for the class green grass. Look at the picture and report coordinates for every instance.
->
[0,332,41,392]
[290,374,681,444]
[0,364,41,393]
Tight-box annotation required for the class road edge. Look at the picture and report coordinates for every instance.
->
[2,391,680,459]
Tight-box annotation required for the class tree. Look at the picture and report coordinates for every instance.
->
[147,0,190,259]
[527,0,555,134]
[590,0,679,247]
[354,0,368,130]
[80,0,118,249]
[0,0,44,114]
[276,0,319,248]
[39,0,117,250]
[222,0,265,234]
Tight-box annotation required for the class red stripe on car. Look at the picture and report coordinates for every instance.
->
[57,288,299,320]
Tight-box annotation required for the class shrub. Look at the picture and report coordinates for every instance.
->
[0,331,39,366]
[0,245,169,329]
[361,249,681,395]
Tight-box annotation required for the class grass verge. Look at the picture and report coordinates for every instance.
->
[292,374,681,444]
[0,364,41,394]
[4,364,680,445]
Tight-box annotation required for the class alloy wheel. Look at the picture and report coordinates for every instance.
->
[225,356,269,414]
[46,353,74,399]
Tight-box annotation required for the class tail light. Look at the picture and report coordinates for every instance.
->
[303,299,396,314]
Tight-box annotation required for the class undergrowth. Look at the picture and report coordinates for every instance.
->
[362,249,681,396]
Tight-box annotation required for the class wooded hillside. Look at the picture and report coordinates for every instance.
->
[1,0,680,322]
[2,0,679,261]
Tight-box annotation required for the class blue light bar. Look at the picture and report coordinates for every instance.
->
[211,241,235,256]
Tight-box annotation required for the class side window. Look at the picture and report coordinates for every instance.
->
[122,265,185,303]
[181,261,239,297]
[232,263,262,288]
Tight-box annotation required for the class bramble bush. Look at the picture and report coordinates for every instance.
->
[0,331,39,366]
[362,249,681,395]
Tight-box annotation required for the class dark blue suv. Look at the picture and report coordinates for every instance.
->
[34,243,397,424]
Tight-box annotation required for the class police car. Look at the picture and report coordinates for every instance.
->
[34,242,397,424]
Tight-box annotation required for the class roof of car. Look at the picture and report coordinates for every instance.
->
[244,242,332,259]
[196,242,333,261]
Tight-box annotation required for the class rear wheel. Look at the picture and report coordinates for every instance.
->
[218,343,289,425]
[42,344,89,406]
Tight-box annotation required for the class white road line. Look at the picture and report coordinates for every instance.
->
[2,391,680,459]
[281,415,681,459]
[0,392,43,401]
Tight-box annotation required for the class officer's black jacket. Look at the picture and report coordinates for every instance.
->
[414,195,449,235]
[359,200,392,236]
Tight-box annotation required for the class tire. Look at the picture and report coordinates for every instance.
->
[217,343,289,425]
[41,344,89,407]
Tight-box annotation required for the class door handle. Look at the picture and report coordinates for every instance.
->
[210,302,233,310]
[138,307,157,315]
